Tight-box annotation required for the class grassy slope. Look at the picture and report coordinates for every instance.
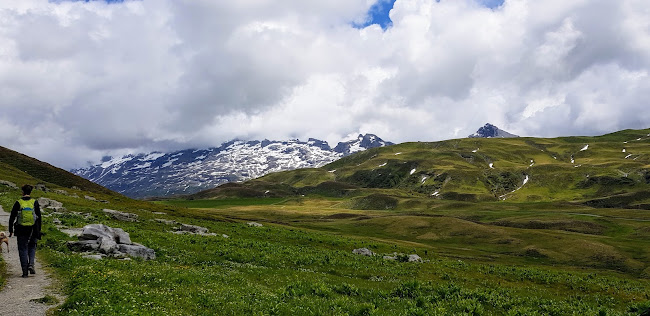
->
[0,146,117,196]
[0,132,649,314]
[192,128,650,206]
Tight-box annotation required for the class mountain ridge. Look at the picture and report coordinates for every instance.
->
[72,134,393,198]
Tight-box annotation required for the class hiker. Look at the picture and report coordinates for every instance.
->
[8,184,42,278]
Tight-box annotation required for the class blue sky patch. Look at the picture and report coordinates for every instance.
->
[356,0,505,30]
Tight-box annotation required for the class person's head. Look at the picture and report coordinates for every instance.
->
[21,184,33,196]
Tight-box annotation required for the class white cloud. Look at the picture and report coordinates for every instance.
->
[0,0,649,169]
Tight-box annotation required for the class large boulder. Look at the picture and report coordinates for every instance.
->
[79,224,132,245]
[99,238,118,254]
[103,209,139,222]
[71,224,152,259]
[80,224,115,241]
[118,244,156,260]
[67,240,100,252]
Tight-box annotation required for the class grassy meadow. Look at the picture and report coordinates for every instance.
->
[1,129,650,315]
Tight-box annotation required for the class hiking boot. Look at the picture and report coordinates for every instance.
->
[28,266,35,275]
[21,270,28,278]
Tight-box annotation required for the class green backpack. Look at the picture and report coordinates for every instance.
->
[17,198,36,226]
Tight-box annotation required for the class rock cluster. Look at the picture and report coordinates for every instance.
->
[383,253,423,263]
[172,223,218,236]
[0,180,18,189]
[352,248,423,263]
[247,222,263,227]
[37,197,65,211]
[67,224,155,260]
[103,209,138,222]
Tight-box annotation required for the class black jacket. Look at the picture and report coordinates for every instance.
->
[9,196,42,238]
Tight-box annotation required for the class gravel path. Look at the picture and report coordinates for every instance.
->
[0,205,62,315]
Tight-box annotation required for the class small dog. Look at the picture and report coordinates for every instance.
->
[0,232,8,253]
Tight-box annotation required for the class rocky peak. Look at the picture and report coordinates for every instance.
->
[468,123,519,138]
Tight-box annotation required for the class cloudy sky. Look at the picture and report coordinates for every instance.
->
[1,0,649,169]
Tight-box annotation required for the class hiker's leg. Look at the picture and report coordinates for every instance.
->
[27,239,37,274]
[16,235,29,276]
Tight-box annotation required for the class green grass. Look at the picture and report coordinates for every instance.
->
[155,198,287,209]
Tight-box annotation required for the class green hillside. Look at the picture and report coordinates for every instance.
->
[192,128,650,207]
[0,146,118,196]
[1,133,650,315]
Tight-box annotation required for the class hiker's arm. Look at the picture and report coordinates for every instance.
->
[34,200,42,239]
[8,201,19,236]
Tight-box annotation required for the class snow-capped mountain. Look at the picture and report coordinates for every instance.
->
[72,134,392,198]
[468,123,519,138]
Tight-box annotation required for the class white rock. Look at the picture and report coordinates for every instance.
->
[352,248,374,256]
[408,254,423,262]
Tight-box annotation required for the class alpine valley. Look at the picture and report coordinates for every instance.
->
[72,134,392,198]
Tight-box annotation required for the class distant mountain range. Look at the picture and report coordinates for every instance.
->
[72,134,392,198]
[469,123,519,138]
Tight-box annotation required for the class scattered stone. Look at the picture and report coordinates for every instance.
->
[152,212,166,215]
[0,180,18,189]
[247,222,263,227]
[83,254,104,260]
[35,184,49,192]
[179,224,209,234]
[53,189,69,195]
[53,218,62,225]
[99,200,109,204]
[84,195,97,201]
[68,224,153,260]
[381,253,423,263]
[154,219,177,225]
[103,209,139,222]
[352,248,374,256]
[408,254,423,263]
[222,234,229,238]
[37,197,64,209]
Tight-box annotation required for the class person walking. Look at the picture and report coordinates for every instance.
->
[8,184,42,278]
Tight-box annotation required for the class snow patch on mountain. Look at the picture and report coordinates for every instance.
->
[73,134,392,198]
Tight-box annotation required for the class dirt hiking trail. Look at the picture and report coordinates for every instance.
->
[0,205,63,315]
